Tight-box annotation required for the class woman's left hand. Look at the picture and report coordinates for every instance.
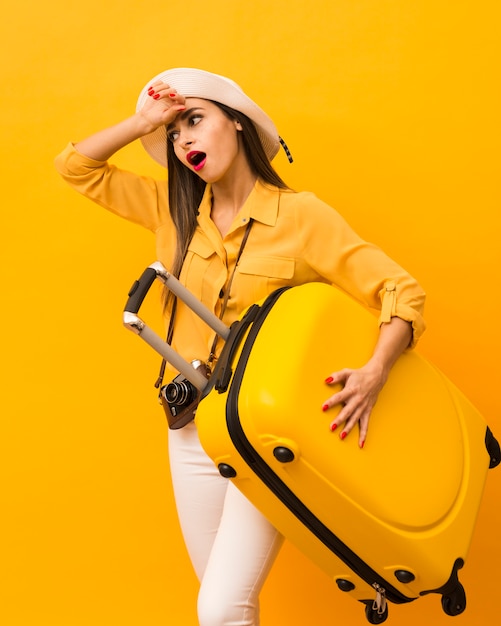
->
[322,317,413,449]
[322,361,388,449]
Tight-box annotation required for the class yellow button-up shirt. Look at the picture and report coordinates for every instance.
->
[55,143,425,375]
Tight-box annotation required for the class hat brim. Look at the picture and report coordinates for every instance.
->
[136,68,280,167]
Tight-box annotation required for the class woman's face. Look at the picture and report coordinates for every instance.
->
[167,98,249,184]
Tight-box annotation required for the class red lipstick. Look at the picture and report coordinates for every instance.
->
[187,151,207,172]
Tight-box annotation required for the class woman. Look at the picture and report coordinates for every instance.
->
[55,68,425,626]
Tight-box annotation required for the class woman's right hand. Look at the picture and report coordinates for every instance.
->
[137,81,186,133]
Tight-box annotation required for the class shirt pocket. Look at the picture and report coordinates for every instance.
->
[236,255,296,305]
[180,237,219,302]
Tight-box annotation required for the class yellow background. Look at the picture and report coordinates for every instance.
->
[1,1,500,624]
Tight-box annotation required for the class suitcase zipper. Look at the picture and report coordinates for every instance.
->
[225,287,414,606]
[372,583,387,615]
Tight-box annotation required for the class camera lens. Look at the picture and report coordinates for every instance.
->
[164,380,195,407]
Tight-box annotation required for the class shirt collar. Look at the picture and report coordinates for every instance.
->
[242,179,281,226]
[197,179,281,229]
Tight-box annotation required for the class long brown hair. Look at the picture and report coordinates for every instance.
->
[164,101,290,309]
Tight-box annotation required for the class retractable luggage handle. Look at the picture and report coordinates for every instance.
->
[123,261,230,391]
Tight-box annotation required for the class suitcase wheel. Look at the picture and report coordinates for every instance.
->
[486,426,501,469]
[441,582,466,617]
[363,602,389,624]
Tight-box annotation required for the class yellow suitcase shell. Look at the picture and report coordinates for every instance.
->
[195,282,499,622]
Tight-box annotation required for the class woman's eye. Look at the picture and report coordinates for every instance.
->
[167,114,202,142]
[189,114,202,126]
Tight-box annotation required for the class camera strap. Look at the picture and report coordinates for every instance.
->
[154,218,254,388]
[207,218,254,367]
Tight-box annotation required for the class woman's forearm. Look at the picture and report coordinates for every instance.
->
[367,316,413,382]
[74,113,156,161]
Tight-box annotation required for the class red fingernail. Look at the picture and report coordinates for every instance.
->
[330,423,337,432]
[153,93,160,100]
[325,376,334,384]
[360,440,365,449]
[169,93,176,97]
[322,404,329,412]
[341,432,347,440]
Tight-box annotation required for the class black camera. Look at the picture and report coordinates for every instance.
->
[164,376,197,406]
[160,360,210,430]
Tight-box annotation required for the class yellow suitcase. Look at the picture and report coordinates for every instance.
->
[123,264,500,624]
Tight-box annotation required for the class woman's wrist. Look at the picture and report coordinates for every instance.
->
[131,111,162,138]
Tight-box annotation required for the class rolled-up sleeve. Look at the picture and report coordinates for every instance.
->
[377,280,426,347]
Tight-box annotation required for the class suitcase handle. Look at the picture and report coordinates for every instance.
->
[211,304,261,394]
[123,261,230,391]
[124,267,157,314]
[123,312,209,391]
[124,262,230,339]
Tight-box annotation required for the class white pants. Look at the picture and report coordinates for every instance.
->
[168,422,283,626]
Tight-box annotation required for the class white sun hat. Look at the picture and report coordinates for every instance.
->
[136,68,288,167]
